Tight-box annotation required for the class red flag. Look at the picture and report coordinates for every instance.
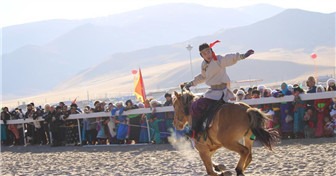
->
[72,98,77,104]
[134,68,146,103]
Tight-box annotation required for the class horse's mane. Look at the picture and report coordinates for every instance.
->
[181,91,198,103]
[180,91,198,115]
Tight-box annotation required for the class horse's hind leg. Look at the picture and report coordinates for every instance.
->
[243,137,253,171]
[222,141,250,176]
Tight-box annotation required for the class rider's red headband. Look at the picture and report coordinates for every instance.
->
[210,40,220,61]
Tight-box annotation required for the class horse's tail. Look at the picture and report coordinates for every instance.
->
[247,108,279,151]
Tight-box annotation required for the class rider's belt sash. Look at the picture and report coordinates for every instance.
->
[211,83,227,90]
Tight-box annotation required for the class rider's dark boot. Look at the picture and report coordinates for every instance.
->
[186,117,202,138]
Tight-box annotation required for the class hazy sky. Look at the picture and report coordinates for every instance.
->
[1,0,335,27]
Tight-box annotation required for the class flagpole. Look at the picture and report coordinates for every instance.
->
[145,115,151,144]
[313,59,318,83]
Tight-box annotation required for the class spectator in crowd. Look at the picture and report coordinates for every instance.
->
[306,76,317,109]
[304,106,316,138]
[112,102,128,144]
[149,100,161,144]
[138,103,150,143]
[104,104,117,144]
[314,85,330,137]
[257,85,266,98]
[274,83,294,139]
[163,93,175,133]
[330,98,336,115]
[150,99,169,144]
[25,103,36,144]
[265,88,272,97]
[292,85,306,138]
[251,90,262,109]
[144,98,153,108]
[82,106,90,145]
[65,103,80,145]
[235,90,245,101]
[287,84,294,94]
[260,88,272,113]
[323,116,334,137]
[251,89,260,99]
[266,110,280,134]
[96,117,108,145]
[327,78,336,91]
[44,106,55,145]
[49,106,65,146]
[42,104,51,144]
[1,107,10,145]
[244,87,253,99]
[306,76,317,93]
[32,106,44,145]
[107,103,115,112]
[62,105,69,119]
[100,101,106,112]
[125,100,140,144]
[6,108,19,146]
[84,106,98,145]
[328,108,336,136]
[271,90,282,136]
[9,108,25,145]
[59,102,65,109]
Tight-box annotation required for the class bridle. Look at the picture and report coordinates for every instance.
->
[173,88,193,126]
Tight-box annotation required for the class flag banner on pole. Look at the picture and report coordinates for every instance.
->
[134,68,146,103]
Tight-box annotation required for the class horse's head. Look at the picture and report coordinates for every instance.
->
[172,90,197,130]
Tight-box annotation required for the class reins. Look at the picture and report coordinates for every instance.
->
[176,86,192,124]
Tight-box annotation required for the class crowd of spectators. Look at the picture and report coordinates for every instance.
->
[1,93,179,146]
[232,76,336,139]
[1,76,335,146]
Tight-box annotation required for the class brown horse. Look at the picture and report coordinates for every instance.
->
[172,90,278,176]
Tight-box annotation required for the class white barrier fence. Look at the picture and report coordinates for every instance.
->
[2,91,335,125]
[1,91,335,145]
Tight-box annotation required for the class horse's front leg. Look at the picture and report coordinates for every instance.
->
[210,148,226,173]
[198,150,221,176]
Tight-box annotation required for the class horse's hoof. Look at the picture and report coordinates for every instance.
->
[222,171,233,176]
[217,164,226,171]
[213,164,226,172]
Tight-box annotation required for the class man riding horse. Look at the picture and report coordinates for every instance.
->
[182,41,254,138]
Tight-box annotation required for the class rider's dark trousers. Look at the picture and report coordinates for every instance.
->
[190,97,217,132]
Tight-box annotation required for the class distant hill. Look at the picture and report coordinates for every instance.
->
[1,19,87,54]
[2,3,283,54]
[2,3,285,98]
[55,9,335,90]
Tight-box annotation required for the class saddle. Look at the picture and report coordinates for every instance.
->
[201,94,226,132]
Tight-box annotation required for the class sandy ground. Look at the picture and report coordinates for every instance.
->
[1,137,335,176]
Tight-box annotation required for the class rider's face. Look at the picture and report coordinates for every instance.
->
[200,48,213,62]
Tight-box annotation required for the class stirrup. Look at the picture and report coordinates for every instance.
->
[186,130,196,139]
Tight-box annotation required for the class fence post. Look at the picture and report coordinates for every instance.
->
[49,123,53,145]
[145,114,151,144]
[77,119,82,145]
[22,123,26,145]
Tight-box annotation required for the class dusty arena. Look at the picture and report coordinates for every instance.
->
[1,137,335,176]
